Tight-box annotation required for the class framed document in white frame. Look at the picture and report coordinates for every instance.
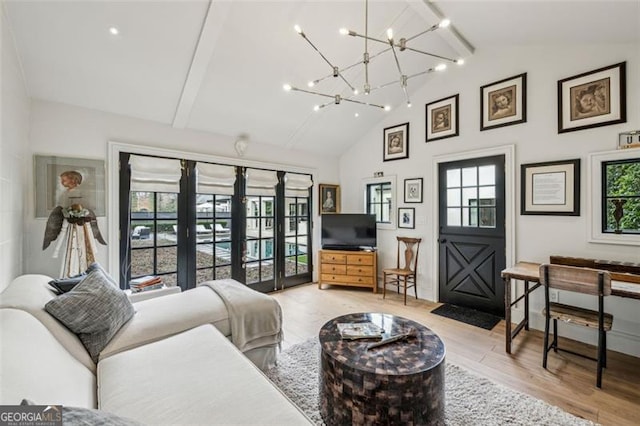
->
[521,159,580,216]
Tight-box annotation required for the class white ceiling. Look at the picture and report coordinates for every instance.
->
[4,0,639,157]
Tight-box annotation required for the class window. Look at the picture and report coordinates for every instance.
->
[362,175,396,229]
[130,192,179,285]
[602,158,640,235]
[589,149,640,245]
[446,165,497,228]
[367,182,392,223]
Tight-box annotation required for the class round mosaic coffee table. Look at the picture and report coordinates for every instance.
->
[319,313,445,425]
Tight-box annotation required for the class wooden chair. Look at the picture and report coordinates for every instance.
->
[539,263,613,388]
[382,237,422,305]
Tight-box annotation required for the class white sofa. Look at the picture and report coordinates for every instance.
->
[0,275,312,425]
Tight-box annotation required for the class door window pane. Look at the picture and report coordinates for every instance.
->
[462,187,478,206]
[447,208,461,226]
[478,165,495,185]
[462,167,477,186]
[479,207,496,228]
[479,186,496,201]
[447,189,461,207]
[447,169,460,188]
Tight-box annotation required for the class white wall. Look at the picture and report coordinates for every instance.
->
[26,100,339,281]
[0,8,30,292]
[340,42,640,356]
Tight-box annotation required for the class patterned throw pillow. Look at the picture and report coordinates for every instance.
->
[21,399,142,425]
[45,267,134,363]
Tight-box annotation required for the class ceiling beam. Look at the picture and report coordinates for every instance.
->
[408,0,475,58]
[173,0,231,129]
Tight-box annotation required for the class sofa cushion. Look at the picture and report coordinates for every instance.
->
[45,268,134,362]
[98,325,311,425]
[0,274,96,372]
[0,309,96,407]
[100,286,230,360]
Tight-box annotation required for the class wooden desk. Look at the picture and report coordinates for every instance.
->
[501,261,640,354]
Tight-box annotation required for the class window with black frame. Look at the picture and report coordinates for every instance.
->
[367,182,392,223]
[602,158,640,235]
[128,156,182,286]
[284,173,312,277]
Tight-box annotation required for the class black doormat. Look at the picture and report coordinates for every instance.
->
[431,304,502,330]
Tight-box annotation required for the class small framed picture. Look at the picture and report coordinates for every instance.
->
[383,122,409,161]
[404,178,423,203]
[521,159,580,216]
[34,155,106,218]
[319,183,340,215]
[398,207,415,229]
[558,62,626,133]
[426,94,459,142]
[480,73,527,131]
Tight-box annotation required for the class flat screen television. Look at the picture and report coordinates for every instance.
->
[321,214,377,251]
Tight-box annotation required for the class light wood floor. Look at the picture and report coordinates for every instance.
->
[271,283,640,426]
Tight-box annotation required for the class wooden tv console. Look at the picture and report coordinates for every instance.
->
[318,249,377,293]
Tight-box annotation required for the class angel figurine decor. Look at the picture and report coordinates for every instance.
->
[42,166,106,278]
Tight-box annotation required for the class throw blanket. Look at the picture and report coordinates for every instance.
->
[200,279,283,353]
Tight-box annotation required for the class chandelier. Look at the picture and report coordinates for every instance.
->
[283,0,465,112]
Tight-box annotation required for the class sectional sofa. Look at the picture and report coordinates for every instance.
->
[0,274,312,425]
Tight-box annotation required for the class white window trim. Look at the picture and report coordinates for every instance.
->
[588,148,640,246]
[362,175,397,231]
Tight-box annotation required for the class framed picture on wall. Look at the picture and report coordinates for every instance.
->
[480,73,527,131]
[521,159,580,216]
[383,122,409,161]
[558,62,626,133]
[398,207,415,229]
[34,155,106,218]
[319,183,340,214]
[425,94,459,142]
[404,178,423,203]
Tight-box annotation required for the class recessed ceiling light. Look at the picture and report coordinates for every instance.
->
[109,27,120,36]
[354,112,359,117]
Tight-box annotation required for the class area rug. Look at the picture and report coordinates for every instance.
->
[431,304,502,330]
[265,338,596,426]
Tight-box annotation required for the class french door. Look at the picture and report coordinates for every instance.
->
[119,154,312,293]
[438,155,506,316]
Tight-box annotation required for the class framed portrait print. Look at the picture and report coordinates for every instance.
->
[404,178,423,203]
[398,207,415,229]
[34,155,106,218]
[319,183,340,214]
[426,94,459,142]
[480,73,527,131]
[521,159,580,216]
[558,62,626,133]
[383,122,409,161]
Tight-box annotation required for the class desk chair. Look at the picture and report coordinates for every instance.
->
[539,264,613,388]
[383,237,421,305]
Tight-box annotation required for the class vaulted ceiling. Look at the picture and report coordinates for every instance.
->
[4,0,639,157]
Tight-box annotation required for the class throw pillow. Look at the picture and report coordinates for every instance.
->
[47,263,115,294]
[45,267,134,363]
[21,399,142,425]
[48,274,87,294]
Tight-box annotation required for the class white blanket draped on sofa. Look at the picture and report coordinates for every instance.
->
[200,279,283,353]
